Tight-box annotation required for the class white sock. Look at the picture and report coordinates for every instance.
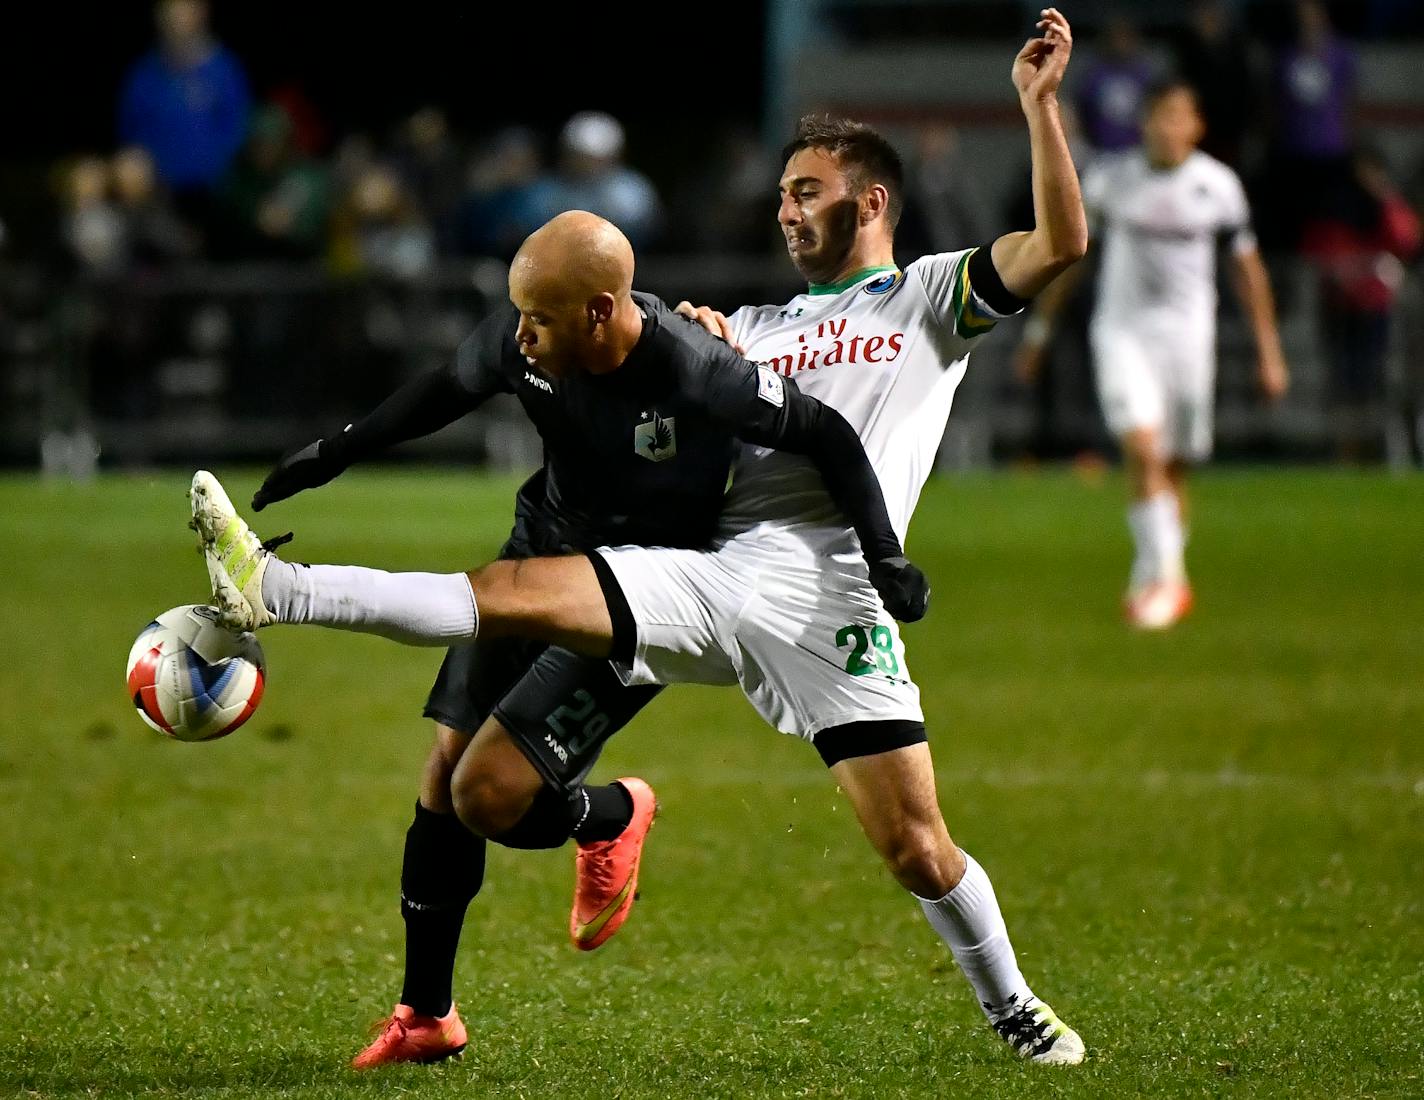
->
[916,851,1033,1017]
[1126,499,1158,592]
[261,561,477,646]
[1145,490,1185,584]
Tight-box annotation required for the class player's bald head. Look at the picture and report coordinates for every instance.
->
[509,211,635,310]
[508,212,641,378]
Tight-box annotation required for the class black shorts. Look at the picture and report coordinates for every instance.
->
[423,637,662,792]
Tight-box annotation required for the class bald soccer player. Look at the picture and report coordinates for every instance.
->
[195,9,1091,1069]
[219,211,928,1067]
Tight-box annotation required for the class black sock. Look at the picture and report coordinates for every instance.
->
[571,781,634,843]
[491,784,579,850]
[399,801,485,1018]
[490,781,634,850]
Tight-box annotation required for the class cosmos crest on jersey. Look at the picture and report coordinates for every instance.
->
[863,271,905,296]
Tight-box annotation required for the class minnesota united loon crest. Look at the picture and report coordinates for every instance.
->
[633,409,676,462]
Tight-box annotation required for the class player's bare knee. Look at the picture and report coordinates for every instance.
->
[450,762,529,838]
[882,827,962,898]
[418,724,470,815]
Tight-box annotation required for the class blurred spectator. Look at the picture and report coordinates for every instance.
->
[1075,16,1156,152]
[331,132,379,194]
[214,105,330,261]
[1273,1,1356,162]
[1172,1,1258,168]
[1300,146,1422,460]
[528,112,662,247]
[118,0,251,196]
[111,147,198,269]
[672,126,778,255]
[1261,0,1357,249]
[267,82,329,159]
[60,158,126,275]
[458,127,545,260]
[56,158,170,422]
[329,164,435,279]
[61,151,197,275]
[897,125,992,262]
[392,107,466,255]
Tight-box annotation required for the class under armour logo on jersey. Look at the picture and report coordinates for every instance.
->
[523,371,552,393]
[633,410,677,462]
[778,307,805,320]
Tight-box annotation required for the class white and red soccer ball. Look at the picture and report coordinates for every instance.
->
[125,605,265,741]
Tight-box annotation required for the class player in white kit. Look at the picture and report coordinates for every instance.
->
[191,9,1090,1067]
[1017,79,1288,628]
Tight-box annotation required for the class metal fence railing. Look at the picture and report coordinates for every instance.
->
[3,257,1421,476]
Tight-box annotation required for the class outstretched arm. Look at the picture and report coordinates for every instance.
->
[708,361,930,621]
[990,8,1088,300]
[252,315,512,510]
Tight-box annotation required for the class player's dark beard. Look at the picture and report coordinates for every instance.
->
[788,199,861,285]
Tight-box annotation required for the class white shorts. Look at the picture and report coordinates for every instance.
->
[1091,320,1216,462]
[594,526,923,741]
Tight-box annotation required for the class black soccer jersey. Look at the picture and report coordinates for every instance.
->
[456,293,807,553]
[326,291,904,565]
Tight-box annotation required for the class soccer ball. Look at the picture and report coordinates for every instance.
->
[125,604,266,742]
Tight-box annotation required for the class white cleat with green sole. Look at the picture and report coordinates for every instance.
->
[188,470,276,632]
[988,994,1085,1065]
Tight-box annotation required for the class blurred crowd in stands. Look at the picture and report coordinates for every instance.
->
[40,0,1424,268]
[10,0,1424,465]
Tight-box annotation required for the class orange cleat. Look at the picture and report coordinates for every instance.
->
[570,777,657,951]
[1125,580,1193,630]
[351,1003,467,1069]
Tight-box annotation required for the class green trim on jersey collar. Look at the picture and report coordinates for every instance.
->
[807,265,900,296]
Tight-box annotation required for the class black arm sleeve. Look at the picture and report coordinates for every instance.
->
[702,356,902,562]
[752,384,902,562]
[323,312,513,467]
[968,243,1030,316]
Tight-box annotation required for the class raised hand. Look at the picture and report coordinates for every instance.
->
[1012,7,1074,103]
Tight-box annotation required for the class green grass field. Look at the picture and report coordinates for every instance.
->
[2,468,1421,1098]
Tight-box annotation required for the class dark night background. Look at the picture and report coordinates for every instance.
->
[0,0,767,247]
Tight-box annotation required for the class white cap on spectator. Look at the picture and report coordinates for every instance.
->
[561,111,624,160]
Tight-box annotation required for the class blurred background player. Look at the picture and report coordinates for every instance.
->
[1016,80,1288,629]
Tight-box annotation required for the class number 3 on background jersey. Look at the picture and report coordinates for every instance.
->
[835,624,900,677]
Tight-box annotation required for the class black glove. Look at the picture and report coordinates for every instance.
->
[869,556,931,622]
[252,438,346,511]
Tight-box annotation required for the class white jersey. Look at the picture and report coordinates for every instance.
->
[721,253,1016,547]
[1083,149,1256,333]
